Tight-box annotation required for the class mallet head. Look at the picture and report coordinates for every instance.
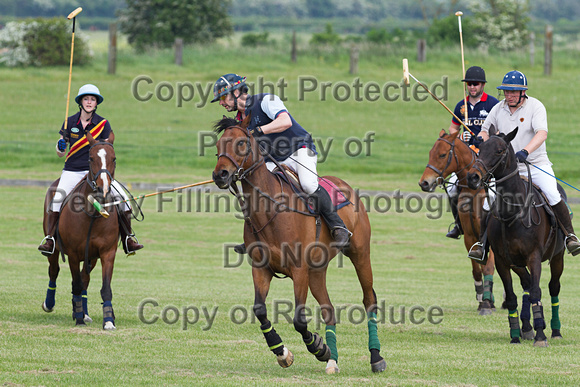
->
[455,11,463,16]
[402,58,410,85]
[67,7,83,19]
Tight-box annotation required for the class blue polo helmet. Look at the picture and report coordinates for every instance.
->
[497,70,528,91]
[211,73,247,102]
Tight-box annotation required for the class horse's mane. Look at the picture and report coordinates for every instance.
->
[213,116,241,134]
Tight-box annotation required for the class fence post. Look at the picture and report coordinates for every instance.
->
[175,37,183,66]
[529,32,535,67]
[544,25,552,76]
[291,30,297,63]
[417,39,426,62]
[349,45,359,75]
[107,23,117,75]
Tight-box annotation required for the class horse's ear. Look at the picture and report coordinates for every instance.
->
[86,130,96,146]
[449,130,460,141]
[488,123,498,136]
[439,129,446,138]
[241,112,251,129]
[505,127,518,143]
[107,131,115,145]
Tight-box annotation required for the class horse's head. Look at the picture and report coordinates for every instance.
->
[212,114,262,189]
[87,131,116,198]
[467,127,518,190]
[418,129,462,192]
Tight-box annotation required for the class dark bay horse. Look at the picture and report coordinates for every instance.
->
[467,128,565,346]
[211,116,386,374]
[41,132,120,330]
[419,130,497,315]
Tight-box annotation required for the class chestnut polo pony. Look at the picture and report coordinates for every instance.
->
[419,129,497,315]
[211,115,386,374]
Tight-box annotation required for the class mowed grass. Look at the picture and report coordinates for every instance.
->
[1,186,580,386]
[1,32,580,385]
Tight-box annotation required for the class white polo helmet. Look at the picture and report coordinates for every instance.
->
[75,84,104,105]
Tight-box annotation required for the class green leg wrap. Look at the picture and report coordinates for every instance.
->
[325,325,338,362]
[508,309,521,339]
[483,274,494,302]
[551,296,561,330]
[367,312,381,351]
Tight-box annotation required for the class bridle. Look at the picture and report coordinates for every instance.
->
[216,126,265,182]
[426,136,476,187]
[87,141,115,192]
[471,138,517,186]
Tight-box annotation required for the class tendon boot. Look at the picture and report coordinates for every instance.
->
[38,211,60,256]
[312,186,352,249]
[119,210,143,256]
[552,200,580,256]
[468,209,489,261]
[446,195,463,239]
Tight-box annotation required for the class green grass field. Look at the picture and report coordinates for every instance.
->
[1,32,580,386]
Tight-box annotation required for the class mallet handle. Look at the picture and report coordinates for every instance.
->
[103,179,215,208]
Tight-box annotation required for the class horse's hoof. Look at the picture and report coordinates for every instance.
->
[103,321,116,331]
[325,359,339,374]
[521,329,534,341]
[551,329,563,339]
[533,339,549,347]
[276,347,293,368]
[478,307,493,316]
[84,314,93,323]
[510,338,521,344]
[371,358,387,373]
[75,319,86,326]
[42,302,53,313]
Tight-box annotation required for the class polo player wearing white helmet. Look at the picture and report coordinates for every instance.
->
[38,84,144,257]
[468,70,580,260]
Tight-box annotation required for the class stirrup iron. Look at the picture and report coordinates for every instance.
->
[39,235,55,256]
[123,234,139,256]
[467,242,485,261]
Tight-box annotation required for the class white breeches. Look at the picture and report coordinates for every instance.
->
[520,164,561,205]
[446,173,458,198]
[266,147,319,194]
[52,170,130,212]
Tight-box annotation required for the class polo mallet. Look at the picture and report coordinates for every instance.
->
[91,179,215,211]
[63,7,83,132]
[402,58,475,136]
[455,11,469,131]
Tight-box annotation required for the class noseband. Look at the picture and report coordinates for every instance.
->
[87,142,115,191]
[216,126,264,182]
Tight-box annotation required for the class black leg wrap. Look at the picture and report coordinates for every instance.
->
[72,295,84,323]
[260,321,285,356]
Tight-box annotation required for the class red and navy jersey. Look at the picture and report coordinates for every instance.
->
[237,93,316,162]
[451,92,499,145]
[60,112,112,172]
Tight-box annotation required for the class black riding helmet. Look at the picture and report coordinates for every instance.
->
[462,66,486,83]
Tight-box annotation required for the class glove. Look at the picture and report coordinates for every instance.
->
[460,131,471,143]
[57,139,67,152]
[473,136,482,148]
[515,149,529,162]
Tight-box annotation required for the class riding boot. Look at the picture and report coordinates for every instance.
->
[551,200,580,256]
[119,210,144,255]
[446,195,463,239]
[468,209,489,261]
[38,211,60,256]
[311,186,351,248]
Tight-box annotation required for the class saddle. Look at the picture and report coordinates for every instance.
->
[272,164,351,212]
